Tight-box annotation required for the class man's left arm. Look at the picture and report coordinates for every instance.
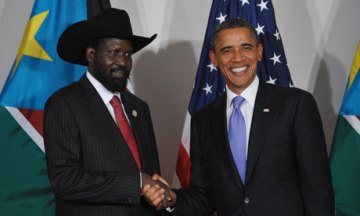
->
[293,91,335,216]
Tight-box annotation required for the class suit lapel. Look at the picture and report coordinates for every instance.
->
[211,94,244,190]
[245,82,276,184]
[78,76,139,171]
[121,92,149,172]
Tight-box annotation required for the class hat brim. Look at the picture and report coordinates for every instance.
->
[57,19,157,66]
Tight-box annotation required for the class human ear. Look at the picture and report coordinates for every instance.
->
[85,47,95,64]
[257,44,263,61]
[209,50,218,67]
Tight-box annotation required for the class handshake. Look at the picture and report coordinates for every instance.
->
[141,173,177,210]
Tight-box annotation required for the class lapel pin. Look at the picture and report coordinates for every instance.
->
[263,108,270,112]
[132,110,138,117]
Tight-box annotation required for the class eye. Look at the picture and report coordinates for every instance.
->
[113,50,120,56]
[124,52,132,57]
[108,50,132,58]
[221,48,232,54]
[242,45,253,50]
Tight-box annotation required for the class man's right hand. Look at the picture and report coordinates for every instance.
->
[141,173,176,210]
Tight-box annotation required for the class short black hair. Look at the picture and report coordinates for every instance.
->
[210,18,259,52]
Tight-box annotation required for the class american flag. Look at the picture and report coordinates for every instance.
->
[175,0,293,188]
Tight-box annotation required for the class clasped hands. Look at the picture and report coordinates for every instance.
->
[141,173,176,210]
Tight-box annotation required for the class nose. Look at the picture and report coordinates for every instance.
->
[115,54,131,68]
[232,50,243,62]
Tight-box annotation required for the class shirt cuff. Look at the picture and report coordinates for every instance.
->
[139,172,142,188]
[166,205,175,212]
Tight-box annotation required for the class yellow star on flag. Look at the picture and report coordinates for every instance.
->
[348,41,360,90]
[11,10,53,78]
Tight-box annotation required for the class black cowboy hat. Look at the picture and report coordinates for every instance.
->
[57,8,157,66]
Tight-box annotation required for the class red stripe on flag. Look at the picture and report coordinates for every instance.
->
[176,143,191,188]
[18,108,44,136]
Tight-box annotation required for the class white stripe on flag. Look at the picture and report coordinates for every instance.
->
[181,111,191,154]
[172,111,191,188]
[6,106,44,152]
[344,115,360,134]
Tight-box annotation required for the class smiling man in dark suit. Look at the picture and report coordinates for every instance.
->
[44,8,172,216]
[144,18,335,216]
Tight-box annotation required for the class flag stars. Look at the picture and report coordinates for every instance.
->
[11,10,53,78]
[240,0,250,6]
[216,12,227,24]
[203,83,213,95]
[207,63,217,72]
[255,23,265,35]
[257,0,269,12]
[266,76,277,84]
[274,29,280,40]
[270,52,281,65]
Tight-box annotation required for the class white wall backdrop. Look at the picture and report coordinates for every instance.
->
[1,0,359,182]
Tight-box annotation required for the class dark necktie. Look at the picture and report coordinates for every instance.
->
[228,96,247,184]
[110,96,142,171]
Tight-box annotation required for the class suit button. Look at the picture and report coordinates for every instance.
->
[244,197,250,204]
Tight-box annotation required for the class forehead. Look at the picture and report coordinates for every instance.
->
[215,27,256,46]
[99,38,133,50]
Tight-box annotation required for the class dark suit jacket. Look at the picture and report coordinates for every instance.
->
[44,75,162,216]
[175,81,334,216]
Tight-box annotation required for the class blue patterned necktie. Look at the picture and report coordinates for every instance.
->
[228,96,247,184]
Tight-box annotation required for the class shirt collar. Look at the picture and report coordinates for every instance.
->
[86,71,121,104]
[226,76,259,108]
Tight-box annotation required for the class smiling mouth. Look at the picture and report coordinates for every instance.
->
[231,66,248,73]
[111,67,130,79]
[112,71,126,78]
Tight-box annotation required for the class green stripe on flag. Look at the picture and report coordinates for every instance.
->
[330,115,360,216]
[0,106,54,216]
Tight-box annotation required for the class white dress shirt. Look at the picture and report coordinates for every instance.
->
[86,71,130,123]
[226,76,259,157]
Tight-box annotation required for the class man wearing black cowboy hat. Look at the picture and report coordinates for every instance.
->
[44,8,171,216]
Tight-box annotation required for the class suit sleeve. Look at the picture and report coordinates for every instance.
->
[44,94,141,205]
[174,115,214,216]
[293,92,335,216]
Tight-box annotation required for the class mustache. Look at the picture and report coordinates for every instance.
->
[110,66,130,76]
